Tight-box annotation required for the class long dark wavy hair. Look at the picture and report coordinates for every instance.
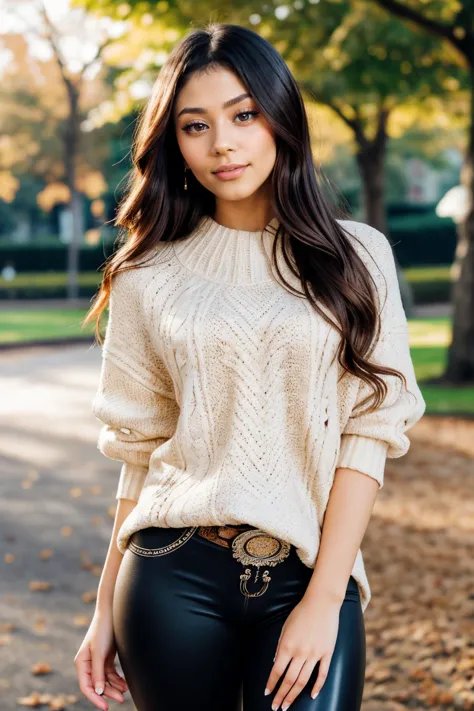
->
[83,22,409,415]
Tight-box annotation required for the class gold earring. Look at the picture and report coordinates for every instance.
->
[184,167,188,191]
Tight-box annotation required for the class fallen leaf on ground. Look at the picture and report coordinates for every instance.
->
[29,581,52,591]
[31,662,52,675]
[81,590,97,604]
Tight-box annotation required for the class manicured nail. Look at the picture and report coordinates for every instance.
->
[95,685,104,695]
[264,687,271,695]
[311,691,319,699]
[282,704,290,710]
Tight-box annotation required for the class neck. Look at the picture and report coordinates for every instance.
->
[211,212,276,233]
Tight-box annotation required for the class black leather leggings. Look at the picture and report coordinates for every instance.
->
[113,525,366,711]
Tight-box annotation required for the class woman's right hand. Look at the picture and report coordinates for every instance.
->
[74,609,129,710]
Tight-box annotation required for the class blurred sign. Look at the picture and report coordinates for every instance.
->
[436,185,468,224]
[59,208,73,243]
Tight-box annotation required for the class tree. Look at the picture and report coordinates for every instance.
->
[294,3,463,229]
[257,0,466,312]
[39,3,114,298]
[1,0,117,297]
[370,0,474,383]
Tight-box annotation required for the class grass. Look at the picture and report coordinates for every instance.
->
[0,309,97,342]
[404,265,451,283]
[0,310,472,415]
[0,272,101,289]
[407,318,473,414]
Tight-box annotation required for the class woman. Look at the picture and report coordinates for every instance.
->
[75,22,425,711]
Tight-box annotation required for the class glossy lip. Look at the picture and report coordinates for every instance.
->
[213,163,248,173]
[213,164,249,181]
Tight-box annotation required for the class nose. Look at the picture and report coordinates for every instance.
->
[210,119,235,155]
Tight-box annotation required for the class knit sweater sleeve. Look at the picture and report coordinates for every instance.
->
[91,265,179,502]
[335,222,426,488]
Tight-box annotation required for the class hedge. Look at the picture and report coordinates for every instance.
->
[0,213,457,271]
[0,269,452,304]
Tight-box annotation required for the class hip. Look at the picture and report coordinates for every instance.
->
[121,523,361,609]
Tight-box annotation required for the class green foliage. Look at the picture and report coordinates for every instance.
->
[372,0,474,41]
[389,218,456,267]
[73,0,469,121]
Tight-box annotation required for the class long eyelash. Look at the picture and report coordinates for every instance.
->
[181,110,259,133]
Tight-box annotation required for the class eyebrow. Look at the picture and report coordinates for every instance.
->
[176,92,252,119]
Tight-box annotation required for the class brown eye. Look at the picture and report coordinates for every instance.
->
[181,121,207,134]
[235,110,259,123]
[181,109,259,135]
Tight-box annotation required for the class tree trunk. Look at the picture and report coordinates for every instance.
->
[355,113,414,317]
[444,65,474,383]
[41,6,84,301]
[356,140,388,236]
[63,80,81,301]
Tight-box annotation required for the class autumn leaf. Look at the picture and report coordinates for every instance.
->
[81,590,97,604]
[28,581,52,592]
[31,662,52,675]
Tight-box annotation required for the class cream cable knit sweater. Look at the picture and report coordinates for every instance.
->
[92,215,426,612]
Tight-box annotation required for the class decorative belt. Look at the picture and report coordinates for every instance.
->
[127,524,292,599]
[197,525,291,598]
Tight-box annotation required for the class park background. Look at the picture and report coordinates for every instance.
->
[1,1,473,710]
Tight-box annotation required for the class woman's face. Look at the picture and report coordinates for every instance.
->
[173,66,276,204]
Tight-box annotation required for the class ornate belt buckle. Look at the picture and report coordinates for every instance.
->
[231,529,291,598]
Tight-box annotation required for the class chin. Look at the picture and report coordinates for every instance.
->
[217,184,261,200]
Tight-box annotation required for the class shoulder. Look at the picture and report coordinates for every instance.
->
[336,219,397,279]
[111,242,171,296]
[335,219,401,317]
[110,263,142,301]
[336,219,392,257]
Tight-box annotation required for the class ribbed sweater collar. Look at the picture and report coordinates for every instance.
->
[172,214,284,285]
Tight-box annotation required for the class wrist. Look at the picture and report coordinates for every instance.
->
[302,581,346,608]
[96,591,114,615]
[95,603,113,620]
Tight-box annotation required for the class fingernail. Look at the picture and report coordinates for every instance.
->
[264,687,270,695]
[311,691,319,699]
[282,704,290,711]
[95,685,104,695]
